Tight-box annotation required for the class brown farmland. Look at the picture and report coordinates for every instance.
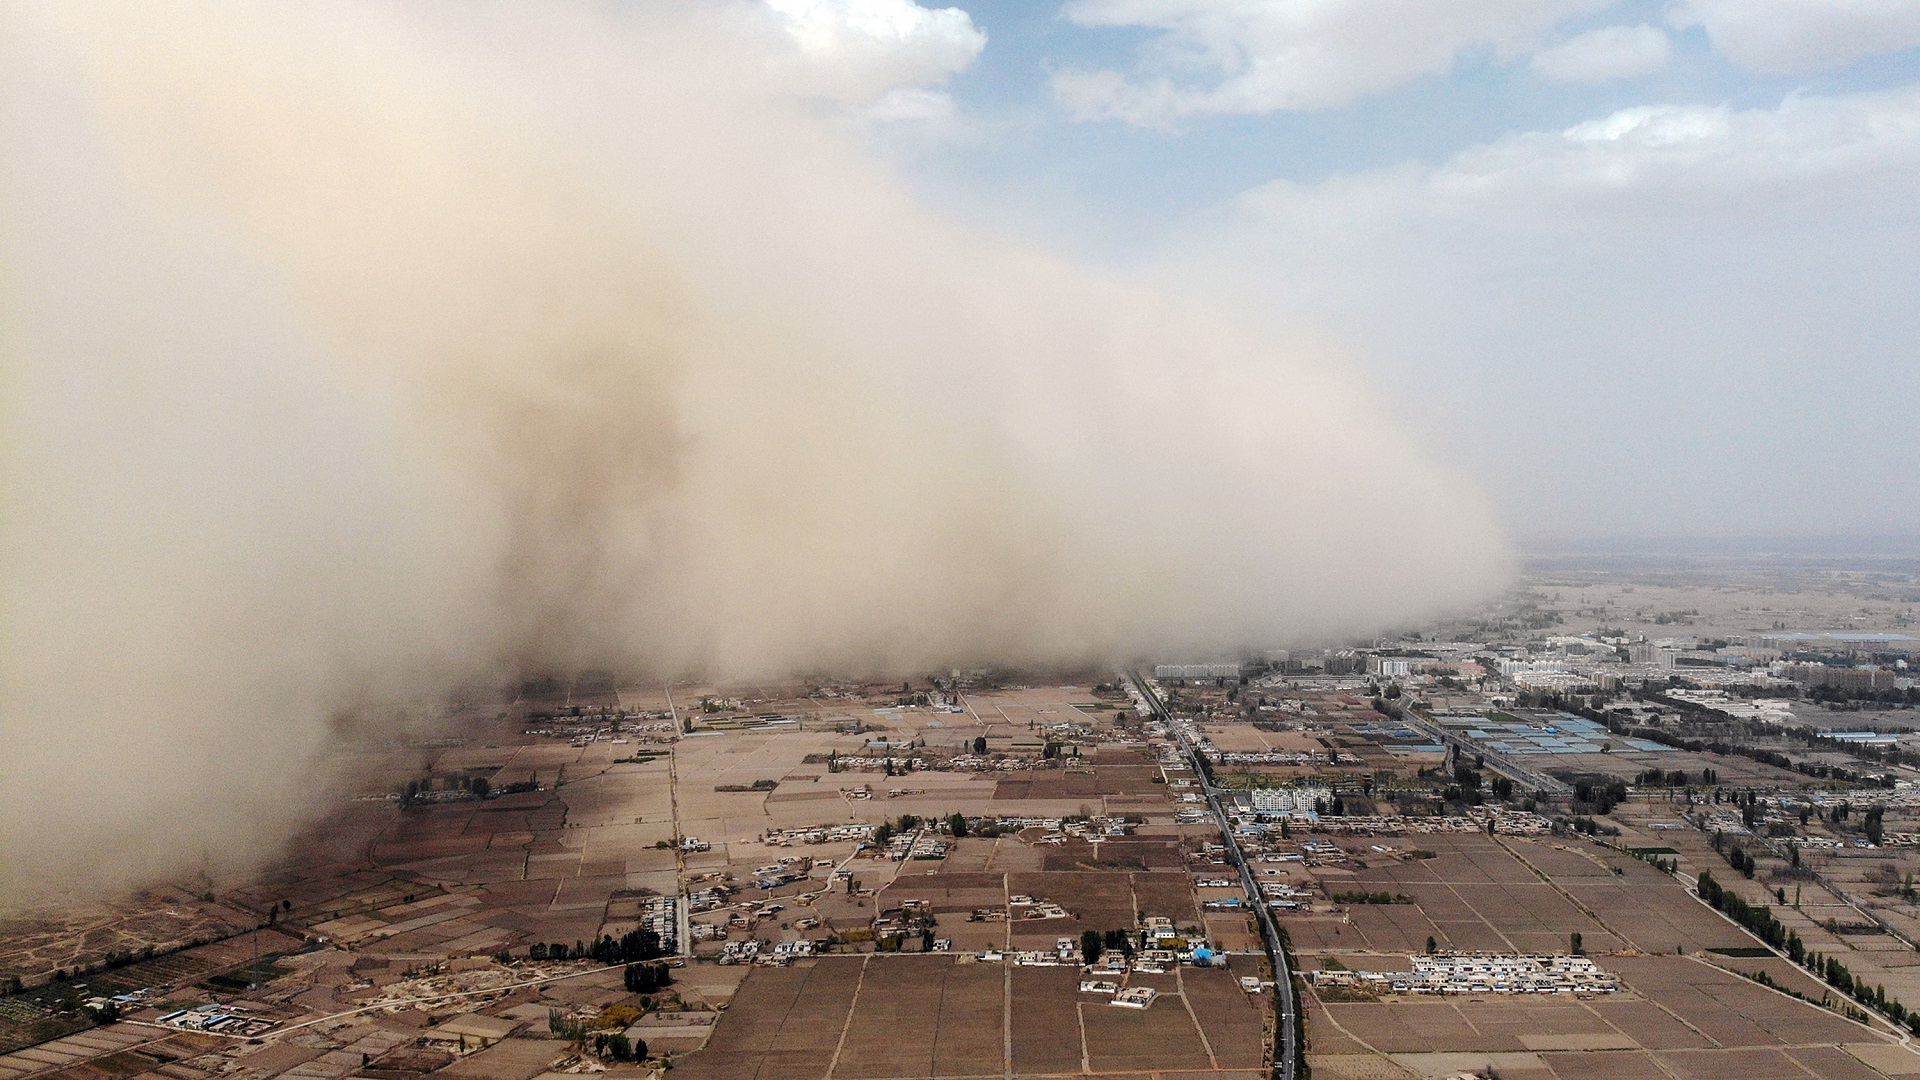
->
[675,956,1269,1078]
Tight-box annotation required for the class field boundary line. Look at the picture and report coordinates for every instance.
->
[927,957,951,1080]
[1678,950,1919,1054]
[1491,835,1620,944]
[0,1026,217,1080]
[1176,966,1219,1070]
[1569,832,1918,1051]
[1293,989,1389,1059]
[1002,873,1013,1080]
[1440,877,1519,953]
[823,954,869,1079]
[1075,1000,1090,1074]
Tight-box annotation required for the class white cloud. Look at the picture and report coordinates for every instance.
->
[864,85,958,121]
[1052,0,1605,128]
[1531,24,1670,83]
[1446,85,1920,205]
[1201,82,1920,539]
[760,0,986,103]
[1670,0,1920,75]
[1236,83,1920,226]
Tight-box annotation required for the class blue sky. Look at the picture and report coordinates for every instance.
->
[933,0,1920,213]
[766,0,1920,548]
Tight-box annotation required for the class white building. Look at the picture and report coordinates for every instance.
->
[1249,786,1333,814]
[1368,657,1413,679]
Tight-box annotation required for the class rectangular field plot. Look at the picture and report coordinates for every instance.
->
[1010,966,1084,1075]
[673,959,859,1079]
[1005,872,1137,946]
[1079,990,1214,1074]
[1340,903,1441,954]
[1610,955,1868,1047]
[1303,833,1920,1080]
[677,954,1269,1078]
[1309,954,1920,1079]
[929,960,1009,1076]
[1182,968,1270,1070]
[835,955,1003,1079]
[1585,999,1716,1051]
[1497,839,1751,954]
[1340,837,1624,954]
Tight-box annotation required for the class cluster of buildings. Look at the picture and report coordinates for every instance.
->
[1256,883,1313,910]
[641,895,679,955]
[714,939,815,965]
[1076,981,1159,1008]
[762,823,874,846]
[700,713,800,732]
[1030,817,1134,846]
[686,880,733,913]
[978,942,1211,977]
[879,831,949,861]
[750,858,817,888]
[1261,650,1370,677]
[1009,895,1071,920]
[1297,811,1553,837]
[523,709,678,743]
[1154,663,1244,681]
[1246,630,1916,702]
[1242,786,1335,816]
[155,1003,274,1036]
[1774,662,1909,693]
[1312,953,1618,996]
[1656,690,1797,723]
[1210,750,1365,767]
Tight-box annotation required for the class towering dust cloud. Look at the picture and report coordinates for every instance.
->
[0,3,1509,898]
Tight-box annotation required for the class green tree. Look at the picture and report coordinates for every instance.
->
[1426,936,1438,955]
[1570,932,1583,955]
[948,813,968,838]
[624,962,672,993]
[548,1009,583,1040]
[1081,929,1104,964]
[972,736,988,754]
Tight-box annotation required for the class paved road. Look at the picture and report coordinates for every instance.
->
[1129,673,1298,1080]
[665,685,692,958]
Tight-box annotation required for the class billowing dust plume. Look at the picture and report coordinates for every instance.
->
[0,2,1510,898]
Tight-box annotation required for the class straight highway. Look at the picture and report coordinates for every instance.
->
[1130,672,1298,1080]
